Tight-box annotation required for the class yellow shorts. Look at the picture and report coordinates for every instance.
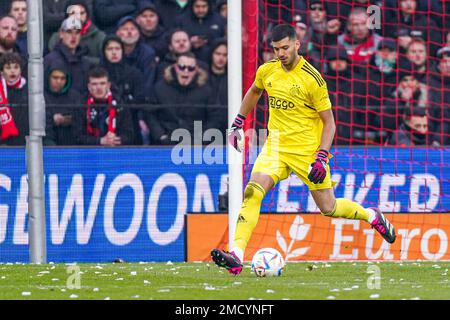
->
[250,145,336,191]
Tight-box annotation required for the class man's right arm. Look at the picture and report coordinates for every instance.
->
[238,83,264,117]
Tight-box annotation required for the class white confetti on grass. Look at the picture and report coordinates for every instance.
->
[51,278,59,281]
[70,294,78,299]
[266,289,274,293]
[205,285,216,291]
[158,289,170,293]
[21,292,31,296]
[330,289,340,292]
[143,280,151,285]
[104,297,110,300]
[370,294,380,299]
[115,278,124,281]
[130,271,137,276]
[411,297,421,300]
[351,285,359,289]
[326,296,336,300]
[233,282,242,285]
[166,261,173,265]
[93,288,99,292]
[132,295,140,299]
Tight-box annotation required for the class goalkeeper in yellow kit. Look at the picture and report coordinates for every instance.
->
[211,24,396,275]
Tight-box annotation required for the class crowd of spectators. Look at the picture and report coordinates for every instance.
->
[0,0,227,146]
[0,0,449,147]
[265,0,450,146]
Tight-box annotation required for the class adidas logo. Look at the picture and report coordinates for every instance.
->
[238,215,247,223]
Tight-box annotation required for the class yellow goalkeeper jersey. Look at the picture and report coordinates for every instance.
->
[254,56,332,155]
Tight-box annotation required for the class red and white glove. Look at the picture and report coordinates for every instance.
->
[227,114,246,152]
[308,149,329,184]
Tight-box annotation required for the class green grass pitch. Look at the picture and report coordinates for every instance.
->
[0,261,448,300]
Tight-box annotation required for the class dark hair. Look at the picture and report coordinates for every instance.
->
[88,67,109,81]
[177,51,197,61]
[0,52,23,70]
[404,107,427,119]
[9,0,27,12]
[270,24,297,42]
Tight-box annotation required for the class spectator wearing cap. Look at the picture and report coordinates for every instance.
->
[291,13,311,57]
[9,0,27,57]
[338,7,383,67]
[43,0,93,49]
[393,60,427,110]
[384,0,440,56]
[381,59,428,141]
[387,107,429,146]
[44,17,92,96]
[115,15,157,101]
[93,0,139,34]
[44,61,83,146]
[100,35,148,145]
[135,1,168,61]
[0,15,22,60]
[48,0,105,65]
[364,37,398,101]
[305,1,341,69]
[428,46,450,146]
[153,0,191,29]
[175,0,226,62]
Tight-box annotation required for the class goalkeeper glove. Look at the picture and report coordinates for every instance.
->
[227,113,246,152]
[308,149,329,184]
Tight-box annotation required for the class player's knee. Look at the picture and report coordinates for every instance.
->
[319,203,336,217]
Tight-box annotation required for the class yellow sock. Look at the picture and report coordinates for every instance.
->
[233,181,266,252]
[322,198,370,222]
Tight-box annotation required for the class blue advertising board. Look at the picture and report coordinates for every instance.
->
[0,147,448,262]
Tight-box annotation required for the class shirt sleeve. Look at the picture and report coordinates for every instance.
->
[311,80,332,112]
[254,65,265,90]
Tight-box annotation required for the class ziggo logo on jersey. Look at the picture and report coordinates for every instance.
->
[268,96,295,109]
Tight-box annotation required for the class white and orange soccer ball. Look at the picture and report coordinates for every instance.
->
[251,248,285,277]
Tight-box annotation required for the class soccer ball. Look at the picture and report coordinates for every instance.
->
[251,248,285,277]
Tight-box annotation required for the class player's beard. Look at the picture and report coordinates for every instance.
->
[0,36,16,50]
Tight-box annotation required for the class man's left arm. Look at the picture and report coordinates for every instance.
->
[318,109,336,152]
[307,107,336,184]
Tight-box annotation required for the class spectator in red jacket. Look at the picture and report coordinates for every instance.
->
[0,52,28,146]
[338,7,383,67]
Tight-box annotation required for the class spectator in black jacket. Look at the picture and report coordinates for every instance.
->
[405,39,433,85]
[153,0,191,29]
[44,62,82,146]
[175,0,226,62]
[116,15,157,101]
[135,1,168,61]
[0,52,28,146]
[44,18,92,96]
[0,15,22,60]
[148,52,213,145]
[207,38,227,134]
[387,107,429,146]
[8,0,27,57]
[100,35,148,145]
[93,0,139,34]
[75,67,135,146]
